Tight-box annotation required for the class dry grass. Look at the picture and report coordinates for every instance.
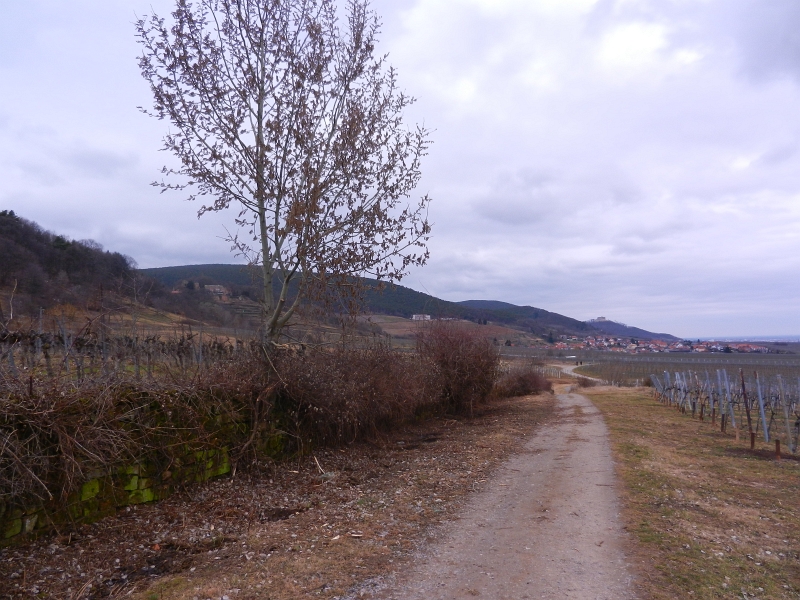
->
[583,386,800,599]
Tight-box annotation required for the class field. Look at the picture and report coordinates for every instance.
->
[575,353,800,387]
[574,354,800,454]
[364,315,539,348]
[584,385,800,599]
[5,323,800,598]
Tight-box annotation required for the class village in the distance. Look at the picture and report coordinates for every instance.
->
[546,336,770,354]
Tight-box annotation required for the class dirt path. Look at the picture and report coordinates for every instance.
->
[367,389,636,599]
[559,363,603,381]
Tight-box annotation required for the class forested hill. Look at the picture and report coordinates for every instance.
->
[0,210,134,316]
[140,264,461,317]
[586,319,678,342]
[141,264,599,337]
[137,264,259,289]
[457,300,593,334]
[1,218,676,339]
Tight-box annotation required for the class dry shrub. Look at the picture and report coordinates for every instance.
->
[0,350,270,502]
[0,326,505,504]
[415,321,500,415]
[272,342,435,447]
[575,376,597,388]
[494,364,552,398]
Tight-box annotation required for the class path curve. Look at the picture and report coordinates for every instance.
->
[368,391,636,599]
[559,363,604,382]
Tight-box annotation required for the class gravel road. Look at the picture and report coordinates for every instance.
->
[368,389,637,599]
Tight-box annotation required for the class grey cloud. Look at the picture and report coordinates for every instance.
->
[63,148,139,179]
[735,0,800,82]
[16,160,63,186]
[6,0,800,338]
[9,146,138,187]
[473,171,562,226]
[758,142,798,166]
[610,237,665,257]
[609,185,642,205]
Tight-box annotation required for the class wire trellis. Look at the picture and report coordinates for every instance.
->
[649,369,800,454]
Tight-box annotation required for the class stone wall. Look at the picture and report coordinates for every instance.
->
[1,447,230,545]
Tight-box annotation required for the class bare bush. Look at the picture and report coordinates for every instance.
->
[273,342,435,448]
[494,364,552,398]
[0,351,269,502]
[575,376,597,388]
[0,324,507,506]
[416,322,500,415]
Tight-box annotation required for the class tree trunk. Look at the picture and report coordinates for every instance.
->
[259,199,274,341]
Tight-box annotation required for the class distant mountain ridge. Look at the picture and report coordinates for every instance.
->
[140,264,677,340]
[456,299,593,334]
[138,264,258,288]
[2,214,676,340]
[584,318,678,342]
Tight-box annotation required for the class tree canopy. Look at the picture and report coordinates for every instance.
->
[136,0,432,342]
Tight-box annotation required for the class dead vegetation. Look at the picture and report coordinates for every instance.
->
[493,361,552,398]
[0,393,556,599]
[0,319,559,599]
[0,321,504,506]
[584,386,800,599]
[0,350,270,503]
[574,375,597,388]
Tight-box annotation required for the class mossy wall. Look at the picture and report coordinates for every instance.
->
[0,447,230,545]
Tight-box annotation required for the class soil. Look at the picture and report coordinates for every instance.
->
[363,386,637,599]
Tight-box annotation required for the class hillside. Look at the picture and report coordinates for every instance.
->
[458,300,594,335]
[586,319,678,341]
[139,264,460,318]
[0,210,135,317]
[141,264,655,338]
[138,264,260,289]
[2,213,677,341]
[0,215,243,327]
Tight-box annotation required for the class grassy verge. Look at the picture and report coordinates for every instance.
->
[583,386,800,599]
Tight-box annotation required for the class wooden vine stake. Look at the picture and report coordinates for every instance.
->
[740,369,754,440]
[778,376,794,454]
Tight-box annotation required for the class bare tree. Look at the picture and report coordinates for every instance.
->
[136,0,432,342]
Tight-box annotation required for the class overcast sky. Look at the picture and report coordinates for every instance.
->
[3,0,800,338]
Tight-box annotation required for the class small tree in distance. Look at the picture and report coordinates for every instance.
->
[136,0,432,342]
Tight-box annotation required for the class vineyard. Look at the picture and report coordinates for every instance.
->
[575,354,800,387]
[1,321,257,381]
[575,354,800,452]
[649,368,800,454]
[576,355,800,455]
